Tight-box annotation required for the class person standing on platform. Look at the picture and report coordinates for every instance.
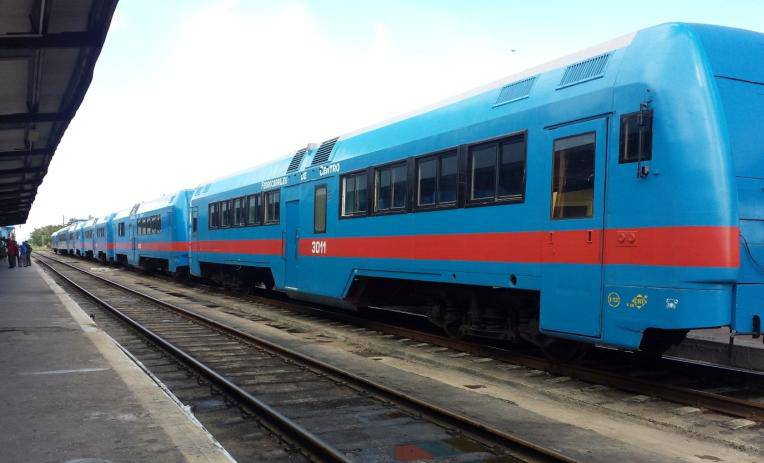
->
[22,241,32,266]
[7,238,18,269]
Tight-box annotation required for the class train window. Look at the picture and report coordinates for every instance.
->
[374,163,407,212]
[619,109,653,163]
[551,132,596,219]
[191,208,198,233]
[221,201,230,227]
[417,157,436,206]
[209,202,220,229]
[264,190,280,224]
[156,215,161,233]
[233,197,244,226]
[314,185,327,233]
[246,194,260,225]
[341,172,368,217]
[468,134,526,204]
[118,222,125,237]
[417,150,458,208]
[471,144,495,200]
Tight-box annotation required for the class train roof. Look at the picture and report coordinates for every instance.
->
[192,24,645,199]
[192,22,762,202]
[135,188,192,215]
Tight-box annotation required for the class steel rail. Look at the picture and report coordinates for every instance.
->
[35,255,351,463]
[36,253,576,463]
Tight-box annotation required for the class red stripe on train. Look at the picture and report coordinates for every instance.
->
[603,226,739,267]
[190,239,282,255]
[298,226,739,268]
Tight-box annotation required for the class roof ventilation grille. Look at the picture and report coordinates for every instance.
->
[494,76,536,106]
[286,147,308,173]
[558,53,611,88]
[311,137,339,165]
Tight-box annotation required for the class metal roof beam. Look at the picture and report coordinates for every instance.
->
[0,167,44,177]
[0,31,101,50]
[0,148,51,158]
[0,111,72,124]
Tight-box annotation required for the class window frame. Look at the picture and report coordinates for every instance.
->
[550,131,597,220]
[372,160,408,215]
[314,184,327,233]
[233,197,245,227]
[618,109,653,164]
[208,202,220,229]
[465,131,528,208]
[413,148,460,212]
[339,169,370,219]
[220,200,231,228]
[263,189,281,225]
[246,193,261,226]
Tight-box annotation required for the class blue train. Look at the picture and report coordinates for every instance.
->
[52,23,764,358]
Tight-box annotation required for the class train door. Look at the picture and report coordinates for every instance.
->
[129,222,137,265]
[189,206,198,243]
[540,118,608,338]
[284,200,300,290]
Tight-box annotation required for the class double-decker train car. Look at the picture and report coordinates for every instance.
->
[52,23,764,357]
[132,189,193,274]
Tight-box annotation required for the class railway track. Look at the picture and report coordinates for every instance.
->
[40,252,764,425]
[36,253,576,463]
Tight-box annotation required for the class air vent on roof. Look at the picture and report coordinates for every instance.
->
[494,76,537,106]
[286,147,308,173]
[311,137,338,165]
[558,53,611,88]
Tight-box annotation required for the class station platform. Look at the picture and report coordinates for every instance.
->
[0,262,232,463]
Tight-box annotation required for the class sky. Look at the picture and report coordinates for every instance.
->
[14,0,764,239]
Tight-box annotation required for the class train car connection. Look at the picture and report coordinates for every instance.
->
[53,23,764,358]
[79,218,98,259]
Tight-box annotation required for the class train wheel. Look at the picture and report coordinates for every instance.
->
[442,308,466,339]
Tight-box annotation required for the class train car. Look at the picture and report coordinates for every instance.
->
[188,23,764,357]
[93,213,115,262]
[189,163,287,290]
[0,226,14,240]
[110,190,193,273]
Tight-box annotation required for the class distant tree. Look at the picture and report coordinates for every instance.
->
[29,224,63,248]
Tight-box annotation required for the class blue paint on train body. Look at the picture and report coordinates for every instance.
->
[53,23,764,351]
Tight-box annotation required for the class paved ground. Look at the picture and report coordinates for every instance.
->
[0,262,232,463]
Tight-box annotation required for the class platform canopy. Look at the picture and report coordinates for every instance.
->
[0,0,118,226]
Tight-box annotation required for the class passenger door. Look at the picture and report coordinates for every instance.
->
[284,200,300,290]
[129,222,137,265]
[540,118,608,338]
